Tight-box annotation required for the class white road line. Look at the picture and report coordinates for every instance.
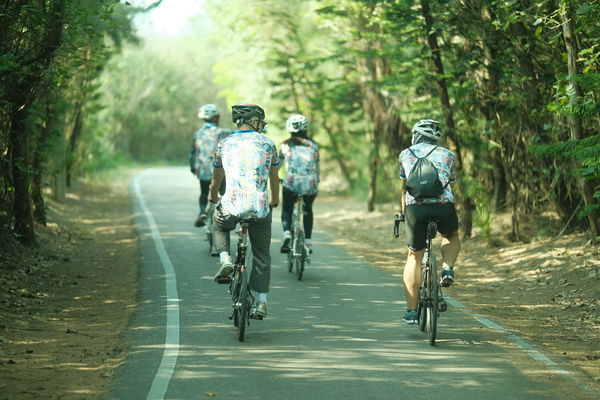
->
[133,170,180,400]
[447,297,598,396]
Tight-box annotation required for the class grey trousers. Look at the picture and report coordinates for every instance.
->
[213,206,273,293]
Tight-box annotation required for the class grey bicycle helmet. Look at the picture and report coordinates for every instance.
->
[231,103,266,126]
[411,119,442,140]
[286,114,309,134]
[198,104,220,120]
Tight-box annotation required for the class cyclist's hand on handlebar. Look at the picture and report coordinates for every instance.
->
[393,213,404,238]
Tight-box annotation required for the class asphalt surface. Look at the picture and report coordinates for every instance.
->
[103,167,598,400]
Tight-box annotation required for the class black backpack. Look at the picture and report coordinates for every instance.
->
[405,146,448,199]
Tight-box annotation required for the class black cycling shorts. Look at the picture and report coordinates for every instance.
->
[405,203,459,251]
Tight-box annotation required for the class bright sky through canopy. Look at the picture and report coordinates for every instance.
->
[133,0,205,36]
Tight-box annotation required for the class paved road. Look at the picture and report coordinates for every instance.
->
[104,167,597,400]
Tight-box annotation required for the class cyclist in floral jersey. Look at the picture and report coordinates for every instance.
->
[189,104,230,227]
[279,114,320,254]
[210,104,280,319]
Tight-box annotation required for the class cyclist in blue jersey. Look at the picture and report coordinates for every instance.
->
[210,104,280,319]
[398,119,461,324]
[189,104,230,227]
[279,114,320,254]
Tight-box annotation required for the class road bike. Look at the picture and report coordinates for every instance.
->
[394,215,447,345]
[287,195,310,280]
[216,220,258,341]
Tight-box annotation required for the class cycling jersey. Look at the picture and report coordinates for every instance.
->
[399,142,456,205]
[213,130,280,219]
[279,137,320,196]
[190,122,231,181]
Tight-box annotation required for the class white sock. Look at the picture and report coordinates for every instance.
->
[220,252,230,263]
[258,293,267,303]
[442,263,453,270]
[283,230,291,239]
[305,238,312,245]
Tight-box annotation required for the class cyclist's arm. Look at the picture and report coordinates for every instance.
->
[210,167,224,203]
[269,165,280,206]
[400,179,407,216]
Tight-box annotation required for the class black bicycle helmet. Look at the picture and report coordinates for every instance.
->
[231,103,266,126]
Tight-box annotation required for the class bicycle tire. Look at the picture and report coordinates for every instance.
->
[427,254,439,345]
[237,267,249,341]
[296,231,305,280]
[287,231,294,272]
[418,267,428,332]
[231,273,240,328]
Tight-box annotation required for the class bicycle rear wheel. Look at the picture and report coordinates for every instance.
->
[235,267,250,341]
[426,254,439,345]
[287,232,294,272]
[417,268,428,332]
[295,231,305,281]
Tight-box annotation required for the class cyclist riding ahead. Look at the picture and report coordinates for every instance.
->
[210,104,280,319]
[398,119,461,324]
[189,104,230,227]
[279,114,320,254]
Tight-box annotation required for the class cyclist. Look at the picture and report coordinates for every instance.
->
[398,119,461,324]
[189,104,230,227]
[210,103,280,319]
[279,114,320,254]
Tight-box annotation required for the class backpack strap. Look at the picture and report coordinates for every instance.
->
[408,146,437,159]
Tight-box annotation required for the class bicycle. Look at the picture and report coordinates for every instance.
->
[215,220,259,341]
[287,195,310,280]
[394,214,447,345]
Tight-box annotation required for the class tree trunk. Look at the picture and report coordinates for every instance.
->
[32,103,55,225]
[367,131,380,212]
[321,119,355,190]
[559,1,600,237]
[66,98,84,187]
[5,0,67,244]
[9,95,36,245]
[420,0,474,239]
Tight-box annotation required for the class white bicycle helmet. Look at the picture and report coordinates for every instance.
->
[198,104,220,120]
[411,119,442,140]
[286,114,309,133]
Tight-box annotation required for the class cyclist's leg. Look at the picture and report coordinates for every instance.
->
[213,206,238,258]
[403,204,428,310]
[248,210,273,294]
[281,186,294,233]
[435,203,460,285]
[280,187,294,252]
[302,193,317,239]
[199,179,211,213]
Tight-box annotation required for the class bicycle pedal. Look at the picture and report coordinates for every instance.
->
[438,300,448,312]
[215,276,231,284]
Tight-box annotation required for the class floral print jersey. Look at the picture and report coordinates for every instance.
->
[279,137,320,196]
[213,130,280,219]
[190,122,231,181]
[399,142,456,205]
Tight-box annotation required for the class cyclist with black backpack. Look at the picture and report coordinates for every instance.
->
[398,119,461,324]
